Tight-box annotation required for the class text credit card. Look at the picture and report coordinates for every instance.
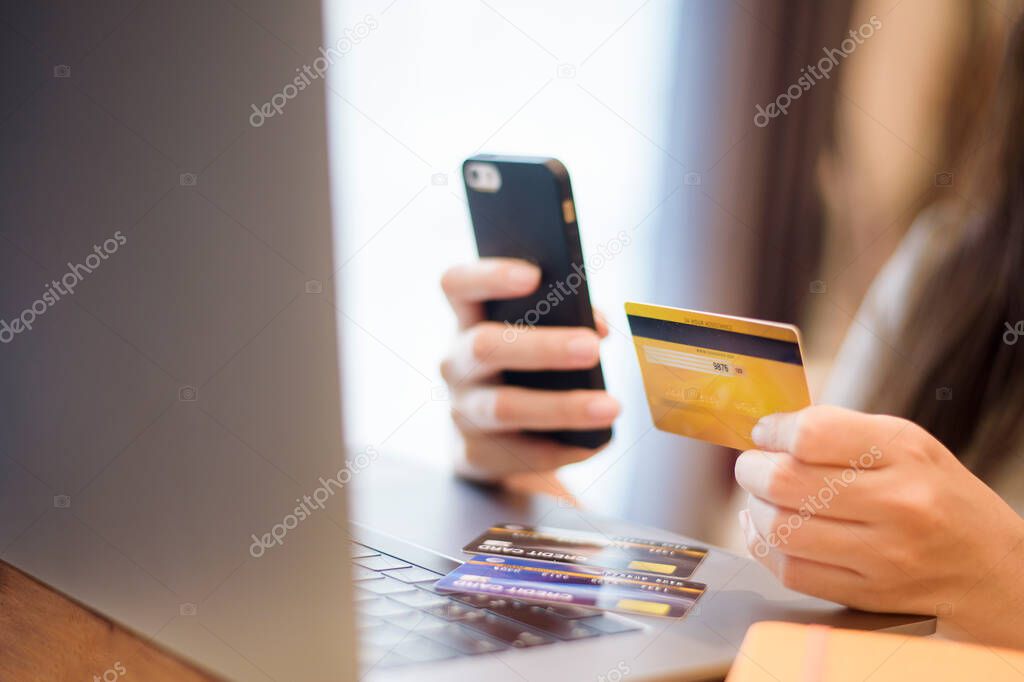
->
[437,555,706,618]
[464,523,708,578]
[626,302,811,450]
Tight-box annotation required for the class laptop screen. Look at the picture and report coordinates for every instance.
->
[0,1,356,679]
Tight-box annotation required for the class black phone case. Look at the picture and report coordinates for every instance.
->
[463,154,612,450]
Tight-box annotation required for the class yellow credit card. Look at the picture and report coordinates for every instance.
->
[626,302,811,450]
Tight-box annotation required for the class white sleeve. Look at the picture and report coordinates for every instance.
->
[820,207,959,410]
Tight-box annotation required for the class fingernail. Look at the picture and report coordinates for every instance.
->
[586,395,620,420]
[750,418,770,446]
[506,264,538,289]
[733,452,752,486]
[566,334,599,361]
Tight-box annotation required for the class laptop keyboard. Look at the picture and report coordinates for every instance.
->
[352,542,642,670]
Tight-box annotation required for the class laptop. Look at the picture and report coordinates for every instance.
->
[0,1,933,680]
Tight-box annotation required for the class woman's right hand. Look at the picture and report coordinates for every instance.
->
[440,258,619,491]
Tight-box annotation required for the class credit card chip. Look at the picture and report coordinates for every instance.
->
[616,599,671,616]
[627,561,677,575]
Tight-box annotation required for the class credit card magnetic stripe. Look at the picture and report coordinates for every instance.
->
[483,526,706,558]
[437,555,706,618]
[461,558,705,595]
[626,314,802,365]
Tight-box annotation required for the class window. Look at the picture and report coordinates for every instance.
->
[327,0,681,516]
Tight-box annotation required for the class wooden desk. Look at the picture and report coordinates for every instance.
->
[0,560,217,681]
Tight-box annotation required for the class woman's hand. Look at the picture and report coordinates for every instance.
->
[735,405,1024,648]
[439,258,619,494]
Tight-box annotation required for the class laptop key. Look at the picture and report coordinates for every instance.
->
[351,565,384,581]
[423,623,508,655]
[358,598,414,618]
[360,644,398,669]
[351,543,380,559]
[392,635,459,663]
[578,614,643,634]
[360,576,417,595]
[357,614,384,629]
[352,587,376,602]
[389,589,451,609]
[383,610,446,633]
[382,565,443,583]
[361,622,412,648]
[353,555,411,571]
[371,652,413,669]
[424,601,487,622]
[485,602,601,641]
[416,581,448,594]
[459,613,554,648]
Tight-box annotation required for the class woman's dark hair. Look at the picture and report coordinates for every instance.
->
[869,17,1024,478]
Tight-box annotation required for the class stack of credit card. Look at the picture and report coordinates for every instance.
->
[436,523,708,619]
[625,302,812,450]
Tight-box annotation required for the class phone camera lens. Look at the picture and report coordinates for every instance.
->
[471,169,480,180]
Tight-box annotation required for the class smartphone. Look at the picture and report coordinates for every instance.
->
[463,154,611,449]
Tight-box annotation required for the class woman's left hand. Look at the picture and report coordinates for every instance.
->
[734,405,1024,648]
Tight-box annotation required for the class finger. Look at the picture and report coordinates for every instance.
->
[452,386,619,432]
[594,308,610,339]
[745,495,871,572]
[750,405,895,467]
[504,470,574,498]
[740,509,865,600]
[734,450,881,521]
[442,324,601,385]
[441,259,541,329]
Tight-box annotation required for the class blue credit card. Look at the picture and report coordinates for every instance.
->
[463,523,708,578]
[436,555,705,618]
